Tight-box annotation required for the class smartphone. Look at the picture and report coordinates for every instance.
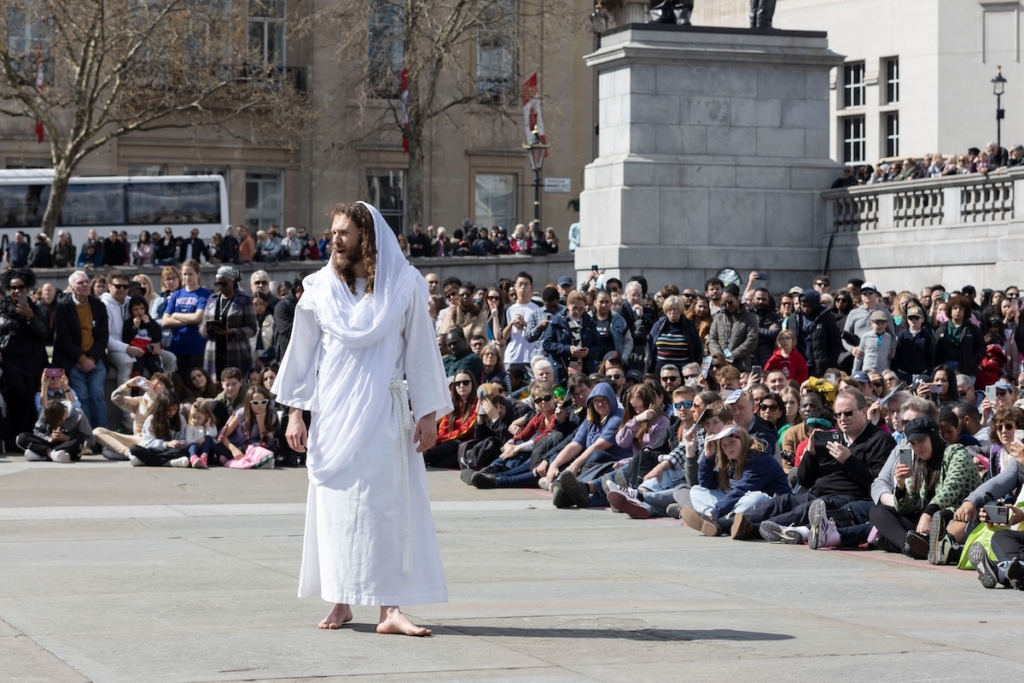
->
[700,356,713,378]
[44,368,64,379]
[145,343,155,353]
[751,365,762,377]
[985,385,998,403]
[17,293,29,306]
[590,264,599,272]
[755,272,767,280]
[897,445,913,468]
[984,503,1011,526]
[813,430,842,458]
[1016,429,1024,445]
[928,383,943,394]
[825,372,837,385]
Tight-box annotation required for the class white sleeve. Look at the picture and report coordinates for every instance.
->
[272,294,323,412]
[105,299,129,353]
[403,289,454,423]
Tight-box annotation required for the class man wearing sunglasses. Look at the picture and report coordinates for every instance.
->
[753,388,894,542]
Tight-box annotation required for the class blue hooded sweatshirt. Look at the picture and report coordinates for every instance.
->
[571,382,632,460]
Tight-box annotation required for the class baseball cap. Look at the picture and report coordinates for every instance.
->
[557,276,573,287]
[869,310,889,323]
[904,417,939,442]
[625,369,643,383]
[994,379,1015,392]
[603,350,622,363]
[906,305,924,319]
[851,371,870,384]
[705,424,741,443]
[860,282,878,294]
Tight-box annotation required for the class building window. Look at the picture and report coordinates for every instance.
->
[842,116,866,164]
[883,57,899,104]
[245,171,282,232]
[843,62,865,108]
[5,8,49,83]
[366,169,404,234]
[4,158,50,169]
[249,0,285,67]
[476,0,517,103]
[475,173,515,230]
[128,164,167,176]
[884,113,899,158]
[367,1,404,99]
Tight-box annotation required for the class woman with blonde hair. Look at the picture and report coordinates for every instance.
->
[680,424,790,536]
[151,265,183,319]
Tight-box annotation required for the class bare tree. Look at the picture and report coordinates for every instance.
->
[303,0,579,228]
[0,0,312,237]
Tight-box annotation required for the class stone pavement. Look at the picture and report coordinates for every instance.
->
[1,457,1023,683]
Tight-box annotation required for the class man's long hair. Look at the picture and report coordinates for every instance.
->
[329,202,378,294]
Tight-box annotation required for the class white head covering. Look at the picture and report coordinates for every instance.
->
[302,201,424,485]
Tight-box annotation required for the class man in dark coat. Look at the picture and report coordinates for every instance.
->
[783,289,842,377]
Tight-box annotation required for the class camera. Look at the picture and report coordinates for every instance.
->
[984,503,1011,526]
[812,430,842,458]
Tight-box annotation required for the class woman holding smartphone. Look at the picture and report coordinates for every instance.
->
[868,417,981,560]
[0,268,48,447]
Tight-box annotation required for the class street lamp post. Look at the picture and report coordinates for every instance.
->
[523,127,549,223]
[992,65,1007,150]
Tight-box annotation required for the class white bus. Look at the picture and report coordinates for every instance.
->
[0,170,230,246]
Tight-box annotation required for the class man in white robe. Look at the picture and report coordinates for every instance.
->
[274,201,452,636]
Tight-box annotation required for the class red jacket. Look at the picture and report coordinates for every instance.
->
[763,348,809,384]
[437,399,479,443]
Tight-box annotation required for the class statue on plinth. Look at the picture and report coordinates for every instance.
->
[648,0,693,26]
[749,0,776,28]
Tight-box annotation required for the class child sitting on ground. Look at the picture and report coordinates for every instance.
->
[185,400,219,469]
[17,400,93,463]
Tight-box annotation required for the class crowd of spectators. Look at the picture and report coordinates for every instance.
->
[419,268,1024,593]
[9,250,1024,592]
[3,264,308,469]
[405,219,574,258]
[830,141,1024,188]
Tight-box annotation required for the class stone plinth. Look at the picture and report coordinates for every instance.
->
[577,25,844,290]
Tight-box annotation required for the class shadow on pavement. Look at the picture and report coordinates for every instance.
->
[349,623,794,641]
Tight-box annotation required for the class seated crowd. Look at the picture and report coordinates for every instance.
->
[830,141,1024,188]
[3,263,305,469]
[9,257,1024,592]
[430,268,1024,594]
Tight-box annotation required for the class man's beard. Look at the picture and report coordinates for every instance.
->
[332,242,364,284]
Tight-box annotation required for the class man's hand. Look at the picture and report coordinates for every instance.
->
[851,347,864,358]
[953,500,977,523]
[536,318,550,331]
[826,440,851,464]
[533,460,548,478]
[78,358,96,373]
[286,409,307,452]
[915,512,932,535]
[125,347,145,358]
[50,429,69,442]
[413,413,437,453]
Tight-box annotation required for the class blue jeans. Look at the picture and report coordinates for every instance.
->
[69,360,107,429]
[690,486,772,519]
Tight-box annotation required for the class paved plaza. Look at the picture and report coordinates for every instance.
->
[1,456,1022,683]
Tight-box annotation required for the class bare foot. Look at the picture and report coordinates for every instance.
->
[318,603,353,629]
[376,606,432,636]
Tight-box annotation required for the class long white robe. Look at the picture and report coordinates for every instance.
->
[275,277,452,605]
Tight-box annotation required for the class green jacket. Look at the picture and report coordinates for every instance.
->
[894,443,982,515]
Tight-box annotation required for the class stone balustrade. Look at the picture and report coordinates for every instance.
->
[822,169,1023,234]
[821,168,1024,291]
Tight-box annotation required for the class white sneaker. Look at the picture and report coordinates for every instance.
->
[538,477,550,491]
[23,449,46,461]
[169,456,190,468]
[129,455,144,467]
[604,479,623,495]
[50,450,72,464]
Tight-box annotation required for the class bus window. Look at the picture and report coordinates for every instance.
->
[61,183,125,226]
[127,181,221,225]
[0,184,48,228]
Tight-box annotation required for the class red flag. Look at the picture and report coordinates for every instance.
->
[34,47,45,143]
[400,68,409,154]
[521,70,547,153]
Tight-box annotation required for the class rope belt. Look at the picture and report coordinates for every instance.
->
[389,378,413,574]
